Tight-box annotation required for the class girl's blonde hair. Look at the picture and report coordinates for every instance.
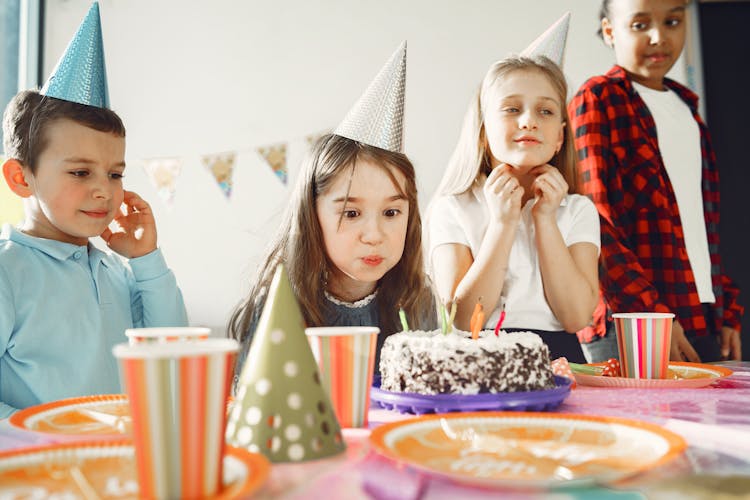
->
[228,134,433,345]
[435,55,579,196]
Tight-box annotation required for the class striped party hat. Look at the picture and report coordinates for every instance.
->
[40,2,110,108]
[334,41,406,153]
[226,264,346,463]
[520,12,570,68]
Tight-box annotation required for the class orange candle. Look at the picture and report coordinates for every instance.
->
[470,301,484,340]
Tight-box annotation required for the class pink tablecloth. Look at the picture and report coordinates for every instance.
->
[1,362,749,498]
[260,361,750,499]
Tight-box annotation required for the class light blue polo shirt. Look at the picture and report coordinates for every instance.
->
[0,224,188,417]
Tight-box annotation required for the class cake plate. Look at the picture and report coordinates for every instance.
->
[370,375,572,415]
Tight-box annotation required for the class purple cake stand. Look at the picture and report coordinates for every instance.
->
[370,375,572,415]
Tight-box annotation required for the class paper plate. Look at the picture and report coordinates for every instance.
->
[371,376,572,415]
[0,440,269,498]
[370,412,686,489]
[573,362,733,389]
[9,395,130,440]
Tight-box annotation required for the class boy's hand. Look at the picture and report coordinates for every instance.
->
[101,190,157,259]
[530,164,567,221]
[720,327,742,361]
[669,320,701,362]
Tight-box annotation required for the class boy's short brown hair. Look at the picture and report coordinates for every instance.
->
[2,90,126,174]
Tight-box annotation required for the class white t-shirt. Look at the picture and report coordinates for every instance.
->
[634,82,715,303]
[427,186,600,331]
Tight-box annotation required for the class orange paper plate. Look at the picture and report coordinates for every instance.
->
[9,394,237,441]
[0,440,269,498]
[370,412,686,489]
[573,362,733,389]
[9,395,130,441]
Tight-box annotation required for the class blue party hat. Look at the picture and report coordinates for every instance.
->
[41,2,109,108]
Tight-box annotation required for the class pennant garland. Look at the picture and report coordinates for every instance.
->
[304,130,330,148]
[201,152,236,198]
[256,143,288,186]
[141,157,183,208]
[136,128,331,207]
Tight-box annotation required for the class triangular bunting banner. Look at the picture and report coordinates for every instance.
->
[201,152,236,198]
[256,143,288,186]
[304,130,330,149]
[141,157,183,208]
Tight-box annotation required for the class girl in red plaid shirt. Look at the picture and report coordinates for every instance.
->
[569,0,743,362]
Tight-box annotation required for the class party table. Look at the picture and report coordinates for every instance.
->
[1,361,749,499]
[256,361,750,499]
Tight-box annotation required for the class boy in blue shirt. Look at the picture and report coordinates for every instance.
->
[0,3,187,417]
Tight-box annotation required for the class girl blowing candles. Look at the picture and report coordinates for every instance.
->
[427,46,600,362]
[228,43,434,381]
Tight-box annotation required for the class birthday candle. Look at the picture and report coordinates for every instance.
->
[440,303,448,335]
[448,301,457,333]
[493,305,506,337]
[470,300,484,340]
[398,307,409,331]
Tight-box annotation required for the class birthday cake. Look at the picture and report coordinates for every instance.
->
[379,330,555,395]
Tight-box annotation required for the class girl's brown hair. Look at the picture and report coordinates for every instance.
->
[434,55,579,197]
[228,134,433,346]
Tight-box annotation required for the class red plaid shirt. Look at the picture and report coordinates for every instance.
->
[569,66,743,342]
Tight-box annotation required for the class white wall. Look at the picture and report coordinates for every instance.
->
[43,0,688,334]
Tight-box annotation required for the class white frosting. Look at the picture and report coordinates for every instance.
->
[379,329,554,395]
[389,329,546,351]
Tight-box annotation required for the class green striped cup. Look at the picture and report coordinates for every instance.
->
[113,338,238,499]
[305,327,379,428]
[612,313,674,379]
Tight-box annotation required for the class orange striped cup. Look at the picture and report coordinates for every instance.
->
[125,327,211,345]
[612,313,674,379]
[305,327,379,428]
[112,338,238,499]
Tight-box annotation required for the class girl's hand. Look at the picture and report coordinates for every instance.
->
[101,190,158,259]
[720,326,742,360]
[483,163,522,224]
[669,320,701,362]
[530,164,567,221]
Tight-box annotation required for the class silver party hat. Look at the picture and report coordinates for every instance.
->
[41,2,109,108]
[520,12,570,67]
[334,41,406,153]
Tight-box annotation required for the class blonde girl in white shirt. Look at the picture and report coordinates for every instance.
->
[427,55,600,362]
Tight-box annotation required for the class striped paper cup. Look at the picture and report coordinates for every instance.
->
[612,313,674,379]
[125,327,211,345]
[305,326,379,428]
[112,338,238,499]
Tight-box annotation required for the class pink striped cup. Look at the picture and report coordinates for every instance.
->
[125,327,211,345]
[305,326,379,428]
[112,338,238,499]
[612,313,674,379]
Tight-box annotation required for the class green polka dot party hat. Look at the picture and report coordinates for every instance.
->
[226,264,346,462]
